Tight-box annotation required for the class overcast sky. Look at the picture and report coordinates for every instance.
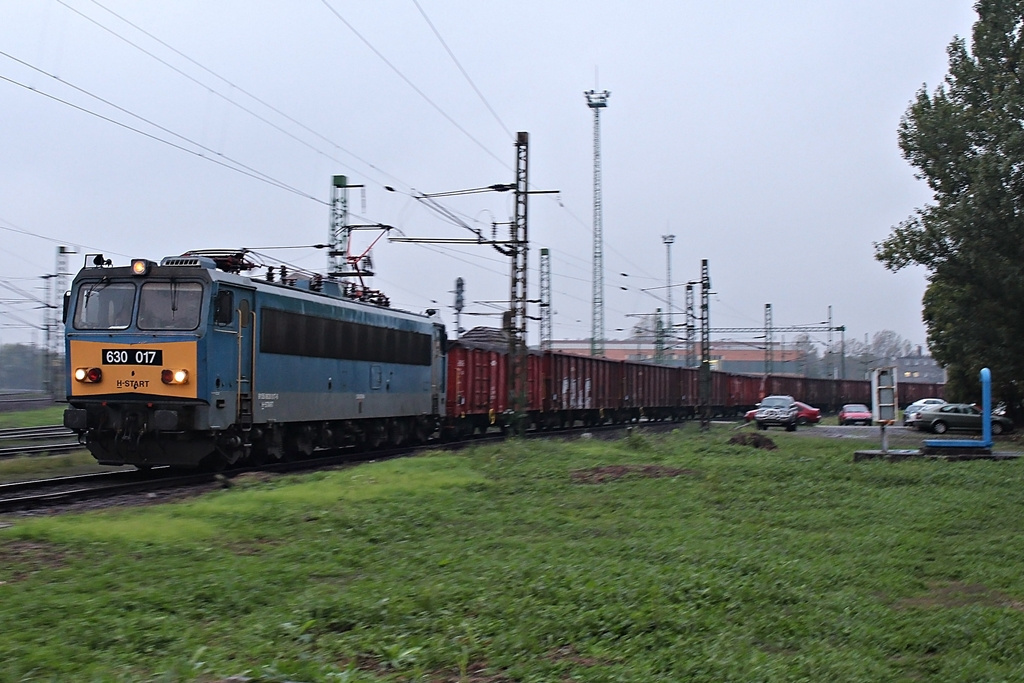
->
[0,1,979,352]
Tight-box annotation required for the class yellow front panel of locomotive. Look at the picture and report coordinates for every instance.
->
[69,340,198,399]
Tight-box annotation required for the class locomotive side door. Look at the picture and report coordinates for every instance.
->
[234,288,256,427]
[209,285,254,430]
[431,323,446,416]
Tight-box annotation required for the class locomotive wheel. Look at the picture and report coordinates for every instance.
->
[385,419,406,447]
[413,418,431,444]
[198,451,229,472]
[248,447,268,466]
[366,422,386,449]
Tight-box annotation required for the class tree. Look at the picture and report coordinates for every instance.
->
[874,0,1024,413]
[793,333,824,378]
[0,343,50,391]
[869,330,913,363]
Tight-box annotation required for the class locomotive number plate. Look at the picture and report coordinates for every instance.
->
[102,349,164,365]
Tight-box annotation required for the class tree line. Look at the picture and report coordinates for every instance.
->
[0,344,64,395]
[875,0,1024,419]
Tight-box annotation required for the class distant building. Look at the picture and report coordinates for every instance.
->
[895,346,946,384]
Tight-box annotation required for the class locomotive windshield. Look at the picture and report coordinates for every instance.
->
[138,281,203,330]
[72,279,205,331]
[73,282,136,330]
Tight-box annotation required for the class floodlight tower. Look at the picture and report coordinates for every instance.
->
[585,88,610,356]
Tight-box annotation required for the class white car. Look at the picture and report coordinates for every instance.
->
[903,398,946,426]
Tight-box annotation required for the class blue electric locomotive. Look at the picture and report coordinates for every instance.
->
[63,252,446,468]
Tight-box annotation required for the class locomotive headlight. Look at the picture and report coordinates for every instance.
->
[131,259,150,276]
[161,368,189,385]
[75,367,102,383]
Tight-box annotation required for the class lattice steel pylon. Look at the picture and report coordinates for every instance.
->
[585,89,610,356]
[328,175,375,279]
[685,284,696,368]
[539,247,552,351]
[54,245,75,341]
[654,308,665,363]
[50,245,76,397]
[453,277,465,339]
[699,259,711,431]
[764,303,774,376]
[508,132,530,434]
[329,175,355,277]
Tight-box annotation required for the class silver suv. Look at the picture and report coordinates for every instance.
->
[754,395,799,431]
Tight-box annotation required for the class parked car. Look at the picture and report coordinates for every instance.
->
[753,395,799,431]
[903,398,946,426]
[745,400,819,425]
[794,401,821,425]
[839,403,872,426]
[913,403,1014,435]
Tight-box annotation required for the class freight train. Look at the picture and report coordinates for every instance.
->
[62,252,943,469]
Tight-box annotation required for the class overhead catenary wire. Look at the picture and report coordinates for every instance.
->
[48,0,521,268]
[63,2,655,294]
[53,0,404,192]
[410,0,514,141]
[317,0,511,172]
[7,4,655,344]
[0,72,326,205]
[73,0,413,193]
[0,52,326,205]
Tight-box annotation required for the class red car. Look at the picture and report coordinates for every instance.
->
[745,401,820,425]
[839,403,872,426]
[793,401,821,425]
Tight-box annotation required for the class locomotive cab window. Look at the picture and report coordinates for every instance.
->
[138,281,204,331]
[73,282,136,330]
[213,290,234,325]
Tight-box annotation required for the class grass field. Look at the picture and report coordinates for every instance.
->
[2,426,1024,681]
[0,405,64,430]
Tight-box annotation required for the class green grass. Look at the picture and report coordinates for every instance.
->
[0,405,65,429]
[0,451,110,482]
[2,427,1024,681]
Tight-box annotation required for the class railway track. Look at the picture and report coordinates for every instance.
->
[0,468,209,513]
[0,395,56,413]
[0,424,82,459]
[0,425,73,440]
